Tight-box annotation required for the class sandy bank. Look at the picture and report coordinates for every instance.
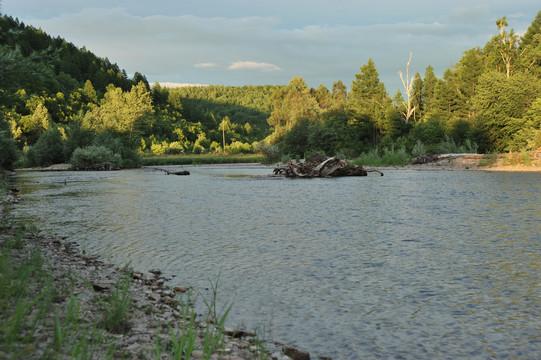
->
[373,153,541,172]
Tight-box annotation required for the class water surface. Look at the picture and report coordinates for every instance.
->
[12,166,541,359]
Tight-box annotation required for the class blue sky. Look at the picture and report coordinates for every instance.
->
[2,1,539,93]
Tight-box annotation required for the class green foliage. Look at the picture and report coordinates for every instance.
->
[70,145,122,169]
[473,71,541,151]
[95,267,133,333]
[140,154,264,166]
[0,129,18,169]
[353,146,411,166]
[25,127,65,166]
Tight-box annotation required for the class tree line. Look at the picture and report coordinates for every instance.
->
[1,11,540,170]
[268,13,541,162]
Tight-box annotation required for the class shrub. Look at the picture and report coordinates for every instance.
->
[70,145,122,169]
[411,140,427,157]
[255,142,280,163]
[25,128,65,167]
[225,141,251,155]
[0,130,19,170]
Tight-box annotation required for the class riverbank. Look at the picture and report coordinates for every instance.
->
[373,153,541,172]
[0,174,312,360]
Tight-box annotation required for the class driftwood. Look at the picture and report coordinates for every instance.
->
[151,167,190,176]
[273,155,381,178]
[74,162,120,171]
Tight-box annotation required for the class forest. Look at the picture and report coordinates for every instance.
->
[1,11,540,170]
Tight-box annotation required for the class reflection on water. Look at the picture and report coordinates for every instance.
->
[12,166,541,359]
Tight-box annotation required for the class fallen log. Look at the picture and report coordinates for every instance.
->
[273,155,379,178]
[151,167,190,176]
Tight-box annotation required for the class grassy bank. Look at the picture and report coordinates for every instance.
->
[140,153,266,166]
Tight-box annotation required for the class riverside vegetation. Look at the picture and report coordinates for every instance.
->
[1,176,315,360]
[1,12,541,171]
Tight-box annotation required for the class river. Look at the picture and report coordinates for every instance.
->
[11,165,541,359]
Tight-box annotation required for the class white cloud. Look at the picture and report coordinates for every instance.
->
[228,61,282,72]
[157,82,208,88]
[195,63,222,68]
[13,1,538,91]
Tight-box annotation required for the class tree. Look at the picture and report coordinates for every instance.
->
[421,65,437,115]
[314,84,332,110]
[267,76,318,141]
[19,102,51,145]
[411,72,423,122]
[349,58,389,144]
[331,80,348,108]
[486,17,519,78]
[219,116,231,154]
[519,11,541,77]
[473,71,540,151]
[397,53,418,123]
[82,82,153,135]
[453,48,484,120]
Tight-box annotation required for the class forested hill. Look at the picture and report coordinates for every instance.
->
[162,84,282,142]
[0,16,146,97]
[0,15,276,169]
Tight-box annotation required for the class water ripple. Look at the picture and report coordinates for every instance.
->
[12,167,541,359]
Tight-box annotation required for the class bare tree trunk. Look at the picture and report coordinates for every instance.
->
[398,52,417,123]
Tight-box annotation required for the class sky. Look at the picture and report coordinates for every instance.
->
[2,1,540,93]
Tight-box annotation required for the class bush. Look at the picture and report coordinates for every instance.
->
[225,141,251,155]
[70,145,122,169]
[255,142,280,163]
[0,130,19,170]
[411,140,427,157]
[25,128,65,167]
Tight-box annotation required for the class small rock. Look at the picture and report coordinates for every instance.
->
[173,286,189,293]
[148,292,161,302]
[161,295,173,304]
[271,351,293,360]
[91,282,111,292]
[283,346,310,360]
[191,350,203,359]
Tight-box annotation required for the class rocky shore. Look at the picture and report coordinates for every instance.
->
[0,177,314,360]
[374,152,541,172]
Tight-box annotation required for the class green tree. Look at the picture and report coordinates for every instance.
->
[83,82,153,135]
[411,72,423,122]
[453,48,484,120]
[349,58,390,144]
[421,65,437,116]
[473,71,540,151]
[267,76,318,141]
[485,16,519,78]
[519,11,541,77]
[331,80,348,108]
[25,127,65,166]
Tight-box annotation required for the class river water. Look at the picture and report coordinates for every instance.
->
[11,165,541,359]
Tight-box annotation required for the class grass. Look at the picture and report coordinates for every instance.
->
[478,152,499,167]
[503,151,533,166]
[352,146,412,167]
[140,153,266,166]
[90,266,133,333]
